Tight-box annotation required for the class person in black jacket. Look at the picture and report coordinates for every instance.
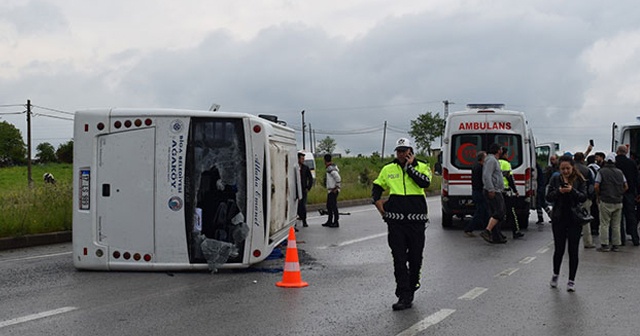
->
[297,152,314,228]
[545,155,587,292]
[615,145,639,246]
[466,151,488,236]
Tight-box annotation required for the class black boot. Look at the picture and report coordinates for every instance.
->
[392,294,413,311]
[302,220,308,227]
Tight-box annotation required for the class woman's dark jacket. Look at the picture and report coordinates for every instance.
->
[545,174,587,224]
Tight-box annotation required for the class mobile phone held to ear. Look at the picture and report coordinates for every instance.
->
[589,139,594,147]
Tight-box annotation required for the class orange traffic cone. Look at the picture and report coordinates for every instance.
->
[276,226,309,288]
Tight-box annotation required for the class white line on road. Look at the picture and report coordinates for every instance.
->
[458,287,488,300]
[536,241,554,254]
[519,256,537,264]
[396,309,456,336]
[536,247,550,254]
[317,232,387,249]
[495,267,519,277]
[0,307,77,329]
[0,251,72,264]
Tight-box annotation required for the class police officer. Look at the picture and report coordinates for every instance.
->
[499,147,524,238]
[372,138,432,311]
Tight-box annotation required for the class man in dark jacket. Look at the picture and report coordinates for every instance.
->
[297,152,314,228]
[615,145,639,246]
[466,151,487,236]
[372,138,431,311]
[596,152,628,251]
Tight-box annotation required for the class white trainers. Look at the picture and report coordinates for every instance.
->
[550,274,558,288]
[567,280,576,292]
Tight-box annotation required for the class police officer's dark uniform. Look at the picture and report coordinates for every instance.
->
[372,138,431,311]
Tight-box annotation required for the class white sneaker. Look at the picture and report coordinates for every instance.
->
[567,281,575,292]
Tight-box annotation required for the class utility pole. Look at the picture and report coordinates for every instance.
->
[312,130,316,153]
[27,99,33,187]
[301,110,306,150]
[443,100,453,120]
[442,100,454,148]
[381,121,387,160]
[308,123,313,152]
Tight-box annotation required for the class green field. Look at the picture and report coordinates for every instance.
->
[0,164,73,238]
[306,155,441,204]
[0,158,440,238]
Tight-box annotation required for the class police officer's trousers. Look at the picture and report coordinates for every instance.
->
[387,221,426,300]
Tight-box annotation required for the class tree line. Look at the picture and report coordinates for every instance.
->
[0,121,73,167]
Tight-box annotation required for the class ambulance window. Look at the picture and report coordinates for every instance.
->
[536,146,551,169]
[493,135,522,168]
[626,128,640,159]
[451,134,481,169]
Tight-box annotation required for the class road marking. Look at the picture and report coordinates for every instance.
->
[519,256,536,264]
[396,309,456,336]
[0,251,72,264]
[536,241,554,254]
[495,267,519,277]
[317,232,387,249]
[0,307,77,328]
[458,287,488,300]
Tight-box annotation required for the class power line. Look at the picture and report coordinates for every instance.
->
[0,103,24,108]
[290,124,384,135]
[0,111,25,115]
[30,104,75,116]
[32,112,74,121]
[34,137,73,141]
[386,125,409,133]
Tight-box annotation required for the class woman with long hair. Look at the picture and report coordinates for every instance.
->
[545,155,587,292]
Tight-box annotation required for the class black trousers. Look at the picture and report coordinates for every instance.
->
[504,193,520,233]
[552,210,581,281]
[387,221,426,299]
[621,192,639,245]
[297,193,308,221]
[326,191,339,223]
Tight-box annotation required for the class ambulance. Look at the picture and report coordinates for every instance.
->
[440,104,537,228]
[612,116,640,156]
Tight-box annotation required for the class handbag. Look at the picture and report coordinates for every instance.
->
[572,205,594,225]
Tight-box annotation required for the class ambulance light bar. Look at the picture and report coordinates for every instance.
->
[467,104,505,110]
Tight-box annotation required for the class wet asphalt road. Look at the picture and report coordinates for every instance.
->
[1,196,640,335]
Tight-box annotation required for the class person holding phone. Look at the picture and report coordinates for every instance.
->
[545,155,587,292]
[372,137,432,311]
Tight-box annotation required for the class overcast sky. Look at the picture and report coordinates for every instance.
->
[1,0,640,156]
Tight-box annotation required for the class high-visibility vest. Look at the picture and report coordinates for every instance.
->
[499,159,511,189]
[373,160,432,196]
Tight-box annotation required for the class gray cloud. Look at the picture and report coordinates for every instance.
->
[1,0,68,35]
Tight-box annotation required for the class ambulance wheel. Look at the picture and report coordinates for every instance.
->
[442,210,453,228]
